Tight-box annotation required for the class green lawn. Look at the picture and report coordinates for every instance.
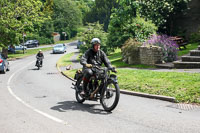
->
[57,52,74,67]
[117,69,200,103]
[58,43,200,104]
[178,42,199,56]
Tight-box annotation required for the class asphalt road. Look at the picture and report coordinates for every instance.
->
[0,42,200,133]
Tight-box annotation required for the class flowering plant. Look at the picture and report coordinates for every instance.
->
[143,34,179,62]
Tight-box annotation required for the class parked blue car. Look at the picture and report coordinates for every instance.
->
[8,45,27,53]
[0,53,9,74]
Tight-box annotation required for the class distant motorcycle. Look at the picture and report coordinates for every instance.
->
[36,57,43,70]
[72,65,120,112]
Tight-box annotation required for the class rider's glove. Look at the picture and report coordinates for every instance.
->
[85,64,92,68]
[111,67,117,73]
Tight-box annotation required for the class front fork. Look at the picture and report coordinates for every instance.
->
[100,74,118,99]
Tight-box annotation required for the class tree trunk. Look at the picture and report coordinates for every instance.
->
[2,47,8,59]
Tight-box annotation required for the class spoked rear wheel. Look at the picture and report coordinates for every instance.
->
[100,82,120,112]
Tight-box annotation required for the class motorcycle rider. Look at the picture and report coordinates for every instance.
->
[36,50,44,66]
[80,38,114,95]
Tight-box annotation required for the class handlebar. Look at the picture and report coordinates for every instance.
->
[92,65,117,73]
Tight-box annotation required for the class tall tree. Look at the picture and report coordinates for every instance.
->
[53,0,82,39]
[74,0,91,24]
[85,0,119,31]
[0,0,48,55]
[116,0,190,33]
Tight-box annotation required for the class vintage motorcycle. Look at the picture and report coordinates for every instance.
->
[72,65,120,112]
[36,57,43,70]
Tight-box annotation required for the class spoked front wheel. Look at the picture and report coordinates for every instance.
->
[100,82,120,112]
[75,90,85,103]
[75,80,85,103]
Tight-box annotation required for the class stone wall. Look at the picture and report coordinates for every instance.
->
[139,46,163,65]
[121,45,163,65]
[122,47,140,64]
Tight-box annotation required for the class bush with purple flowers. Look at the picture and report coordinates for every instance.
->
[143,34,179,62]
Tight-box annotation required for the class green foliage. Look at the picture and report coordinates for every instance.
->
[25,33,53,44]
[189,28,200,43]
[107,16,157,48]
[53,0,82,39]
[78,22,108,53]
[0,0,48,48]
[74,0,92,24]
[114,0,190,32]
[85,0,119,31]
[121,38,142,54]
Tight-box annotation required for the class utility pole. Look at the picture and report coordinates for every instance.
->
[23,22,27,54]
[23,33,25,54]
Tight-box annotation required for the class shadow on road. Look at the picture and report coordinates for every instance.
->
[28,68,40,70]
[50,100,111,115]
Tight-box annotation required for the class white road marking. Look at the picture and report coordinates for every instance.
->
[7,60,69,125]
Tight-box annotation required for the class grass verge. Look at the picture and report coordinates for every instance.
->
[7,47,52,59]
[57,52,74,67]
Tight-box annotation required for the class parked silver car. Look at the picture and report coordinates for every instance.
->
[52,44,67,54]
[0,53,9,74]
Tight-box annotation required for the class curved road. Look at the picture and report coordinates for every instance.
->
[0,42,200,133]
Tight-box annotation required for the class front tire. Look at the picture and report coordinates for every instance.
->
[2,66,6,74]
[75,90,85,103]
[100,82,120,112]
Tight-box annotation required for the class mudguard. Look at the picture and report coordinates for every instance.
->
[108,74,118,84]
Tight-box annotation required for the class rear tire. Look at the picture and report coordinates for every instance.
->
[100,82,120,112]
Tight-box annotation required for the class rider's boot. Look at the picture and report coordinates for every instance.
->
[80,77,89,96]
[35,61,38,66]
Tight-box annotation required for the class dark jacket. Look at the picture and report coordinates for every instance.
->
[36,53,44,59]
[80,49,111,68]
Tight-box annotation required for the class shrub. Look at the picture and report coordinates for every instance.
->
[107,17,157,49]
[121,38,142,64]
[143,34,179,62]
[121,38,142,54]
[189,28,200,43]
[26,34,54,44]
[78,22,108,54]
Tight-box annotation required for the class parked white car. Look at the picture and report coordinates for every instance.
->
[52,44,67,54]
